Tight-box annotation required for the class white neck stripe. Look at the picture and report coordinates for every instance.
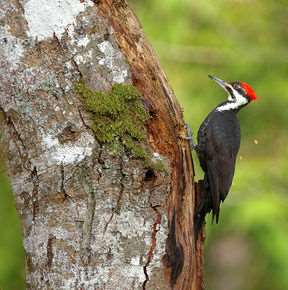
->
[216,88,248,112]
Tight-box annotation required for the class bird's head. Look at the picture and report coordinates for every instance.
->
[208,75,257,111]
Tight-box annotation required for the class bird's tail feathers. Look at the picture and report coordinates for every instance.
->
[194,180,212,237]
[212,204,220,224]
[195,177,222,237]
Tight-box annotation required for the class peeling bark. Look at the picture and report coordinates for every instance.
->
[0,0,203,289]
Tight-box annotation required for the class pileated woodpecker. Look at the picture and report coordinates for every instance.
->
[194,75,257,234]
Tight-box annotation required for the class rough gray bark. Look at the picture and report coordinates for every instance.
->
[0,1,203,289]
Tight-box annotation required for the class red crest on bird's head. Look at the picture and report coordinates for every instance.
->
[240,82,257,101]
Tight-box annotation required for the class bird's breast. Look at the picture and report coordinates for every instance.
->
[197,110,240,153]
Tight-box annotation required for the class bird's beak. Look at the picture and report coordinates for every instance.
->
[208,75,230,91]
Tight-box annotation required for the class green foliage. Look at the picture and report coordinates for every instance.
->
[75,81,149,159]
[0,170,25,290]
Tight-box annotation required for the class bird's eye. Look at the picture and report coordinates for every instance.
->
[234,84,241,90]
[234,84,246,94]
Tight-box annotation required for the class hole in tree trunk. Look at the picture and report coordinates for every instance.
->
[144,168,156,182]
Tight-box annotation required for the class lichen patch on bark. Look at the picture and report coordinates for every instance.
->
[24,0,93,41]
[0,25,24,69]
[42,131,94,166]
[97,40,129,83]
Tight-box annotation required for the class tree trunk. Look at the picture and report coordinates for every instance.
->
[0,0,203,289]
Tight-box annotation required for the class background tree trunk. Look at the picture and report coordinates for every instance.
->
[0,0,203,289]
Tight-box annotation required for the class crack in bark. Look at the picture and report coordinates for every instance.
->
[7,116,27,150]
[165,210,184,285]
[80,170,96,265]
[103,156,125,234]
[60,163,67,197]
[103,210,114,234]
[0,107,32,171]
[60,163,72,201]
[142,204,161,290]
[78,108,91,130]
[46,235,55,269]
[114,157,125,214]
[53,33,65,51]
[71,57,84,79]
[30,166,39,221]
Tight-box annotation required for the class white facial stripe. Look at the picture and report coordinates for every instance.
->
[217,87,248,112]
[223,84,234,101]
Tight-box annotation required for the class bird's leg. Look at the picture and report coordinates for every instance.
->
[183,123,197,151]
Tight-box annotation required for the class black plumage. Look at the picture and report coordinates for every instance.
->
[196,104,240,224]
[194,75,257,235]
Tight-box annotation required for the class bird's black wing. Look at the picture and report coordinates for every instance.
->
[206,150,236,222]
[200,112,240,222]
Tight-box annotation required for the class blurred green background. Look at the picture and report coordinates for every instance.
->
[1,0,288,289]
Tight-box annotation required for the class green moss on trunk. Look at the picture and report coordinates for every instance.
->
[75,81,167,172]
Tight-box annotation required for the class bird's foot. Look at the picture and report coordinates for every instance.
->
[180,123,197,151]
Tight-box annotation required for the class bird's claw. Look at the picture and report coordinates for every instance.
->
[179,123,197,151]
